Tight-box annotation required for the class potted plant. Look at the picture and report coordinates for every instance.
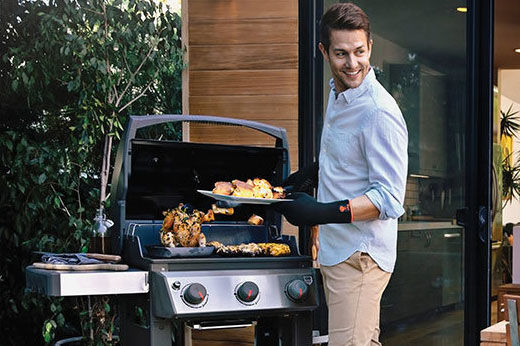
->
[501,104,520,204]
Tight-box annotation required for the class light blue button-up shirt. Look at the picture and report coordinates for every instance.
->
[317,68,408,273]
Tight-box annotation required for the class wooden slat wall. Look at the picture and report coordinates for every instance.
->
[182,2,299,344]
[192,328,255,346]
[182,0,299,172]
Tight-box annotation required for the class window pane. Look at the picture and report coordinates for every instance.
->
[321,1,466,344]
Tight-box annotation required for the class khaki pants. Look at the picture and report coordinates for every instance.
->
[320,252,391,346]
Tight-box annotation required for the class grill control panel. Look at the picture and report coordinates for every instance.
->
[151,268,318,318]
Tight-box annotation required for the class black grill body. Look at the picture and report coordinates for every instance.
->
[109,115,318,346]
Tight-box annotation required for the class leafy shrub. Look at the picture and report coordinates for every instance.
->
[0,0,183,344]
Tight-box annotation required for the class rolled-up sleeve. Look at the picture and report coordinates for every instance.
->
[363,108,408,220]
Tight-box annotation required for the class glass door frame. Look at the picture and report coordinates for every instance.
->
[464,0,493,344]
[297,0,494,344]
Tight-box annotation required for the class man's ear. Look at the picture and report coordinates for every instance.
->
[318,42,329,62]
[367,39,373,59]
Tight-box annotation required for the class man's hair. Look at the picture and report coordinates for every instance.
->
[320,2,371,53]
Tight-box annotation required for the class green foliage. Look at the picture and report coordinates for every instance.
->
[503,153,520,204]
[0,131,93,344]
[501,104,520,139]
[0,0,183,344]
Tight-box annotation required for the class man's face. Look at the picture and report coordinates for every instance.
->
[319,29,372,93]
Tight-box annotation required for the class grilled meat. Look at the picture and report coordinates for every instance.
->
[211,242,291,257]
[231,180,255,198]
[161,231,176,248]
[212,181,234,195]
[160,204,213,247]
[238,243,262,256]
[248,214,264,225]
[212,178,285,199]
[257,243,291,256]
[212,204,234,215]
[207,240,224,250]
[272,186,286,199]
[198,233,207,247]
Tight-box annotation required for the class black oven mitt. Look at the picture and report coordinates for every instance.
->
[283,161,319,193]
[272,192,352,227]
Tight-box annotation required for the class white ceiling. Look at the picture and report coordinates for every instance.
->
[501,69,520,106]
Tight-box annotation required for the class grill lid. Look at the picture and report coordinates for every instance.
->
[109,115,291,254]
[126,140,286,220]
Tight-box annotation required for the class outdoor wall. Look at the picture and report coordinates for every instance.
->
[181,0,299,172]
[180,3,298,344]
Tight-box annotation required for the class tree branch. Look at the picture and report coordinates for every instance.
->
[50,184,72,218]
[118,80,154,113]
[83,6,103,16]
[115,39,158,107]
[102,2,117,105]
[76,169,83,219]
[99,127,113,209]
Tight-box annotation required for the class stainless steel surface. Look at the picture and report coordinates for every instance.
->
[191,322,255,330]
[509,298,520,346]
[26,266,149,296]
[104,115,316,345]
[151,268,317,318]
[444,233,462,238]
[398,221,463,231]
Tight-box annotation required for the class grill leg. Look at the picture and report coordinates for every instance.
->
[256,318,280,345]
[280,312,313,346]
[119,294,153,346]
[256,313,313,346]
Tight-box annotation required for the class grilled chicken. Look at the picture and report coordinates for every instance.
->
[231,180,255,198]
[212,178,285,199]
[160,204,213,247]
[212,181,234,195]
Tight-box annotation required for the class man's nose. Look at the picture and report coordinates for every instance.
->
[344,54,357,68]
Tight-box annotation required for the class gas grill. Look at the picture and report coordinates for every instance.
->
[110,115,318,346]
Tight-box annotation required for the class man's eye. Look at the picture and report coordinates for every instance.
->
[356,50,365,56]
[337,52,345,57]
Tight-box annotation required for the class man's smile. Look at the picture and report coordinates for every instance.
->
[343,70,362,78]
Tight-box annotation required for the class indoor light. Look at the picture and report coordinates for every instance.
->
[515,48,520,54]
[409,174,431,179]
[456,7,467,13]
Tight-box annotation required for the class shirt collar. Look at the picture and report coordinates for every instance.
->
[329,67,375,104]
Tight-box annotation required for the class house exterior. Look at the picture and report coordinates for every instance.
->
[180,0,520,345]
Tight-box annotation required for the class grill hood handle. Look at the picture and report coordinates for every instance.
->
[117,114,290,182]
[127,114,288,150]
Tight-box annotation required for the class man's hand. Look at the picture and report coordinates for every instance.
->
[273,192,352,226]
[311,225,319,261]
[283,162,319,193]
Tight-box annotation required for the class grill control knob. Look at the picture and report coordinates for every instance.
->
[172,281,181,290]
[236,281,259,303]
[183,283,207,305]
[286,279,309,302]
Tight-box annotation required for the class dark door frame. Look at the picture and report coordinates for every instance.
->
[297,0,323,255]
[464,0,493,344]
[298,0,494,344]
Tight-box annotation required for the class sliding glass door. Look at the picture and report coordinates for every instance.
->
[299,0,493,344]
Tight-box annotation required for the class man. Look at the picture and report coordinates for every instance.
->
[275,3,408,345]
